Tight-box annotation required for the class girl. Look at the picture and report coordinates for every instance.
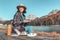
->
[12,4,37,36]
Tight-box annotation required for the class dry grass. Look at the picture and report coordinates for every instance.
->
[37,32,60,37]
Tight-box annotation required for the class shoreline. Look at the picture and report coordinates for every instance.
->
[0,32,60,40]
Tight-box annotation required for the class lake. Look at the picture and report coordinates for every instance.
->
[0,25,60,33]
[32,26,60,33]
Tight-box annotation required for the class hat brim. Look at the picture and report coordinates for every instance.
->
[17,6,26,9]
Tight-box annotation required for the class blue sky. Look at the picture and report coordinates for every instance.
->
[0,0,60,20]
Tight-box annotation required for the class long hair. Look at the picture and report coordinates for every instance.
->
[17,6,26,17]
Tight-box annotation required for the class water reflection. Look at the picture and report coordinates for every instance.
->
[33,26,60,33]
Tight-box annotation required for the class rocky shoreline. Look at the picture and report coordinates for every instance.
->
[0,27,60,40]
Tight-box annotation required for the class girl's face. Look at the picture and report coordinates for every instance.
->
[19,7,24,13]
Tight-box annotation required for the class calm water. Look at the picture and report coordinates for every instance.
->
[0,25,60,33]
[32,26,60,33]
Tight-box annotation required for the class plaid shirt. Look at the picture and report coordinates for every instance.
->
[12,12,25,32]
[13,12,25,24]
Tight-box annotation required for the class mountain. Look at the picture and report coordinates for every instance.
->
[0,18,5,21]
[0,17,11,25]
[26,14,37,20]
[30,9,60,26]
[0,18,5,24]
